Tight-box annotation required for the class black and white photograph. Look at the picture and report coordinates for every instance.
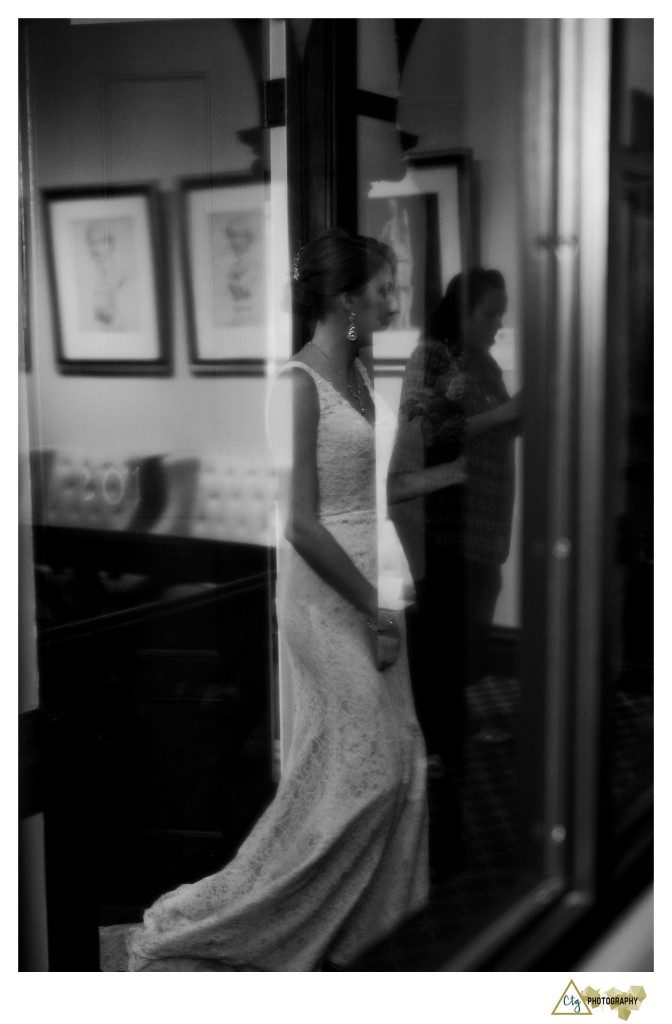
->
[182,176,268,370]
[17,13,655,1016]
[366,194,437,331]
[362,151,474,366]
[43,186,168,373]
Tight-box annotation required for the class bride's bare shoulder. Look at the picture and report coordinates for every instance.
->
[273,361,320,418]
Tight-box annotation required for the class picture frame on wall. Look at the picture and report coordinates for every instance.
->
[361,149,477,373]
[366,192,442,350]
[43,185,169,375]
[180,174,268,374]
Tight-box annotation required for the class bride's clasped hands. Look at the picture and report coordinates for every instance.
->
[368,607,402,671]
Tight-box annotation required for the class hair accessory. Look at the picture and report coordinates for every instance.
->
[347,311,358,342]
[293,246,304,282]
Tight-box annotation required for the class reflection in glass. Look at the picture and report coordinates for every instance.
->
[388,268,521,882]
[355,19,536,966]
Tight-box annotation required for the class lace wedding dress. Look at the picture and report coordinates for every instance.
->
[100,359,428,972]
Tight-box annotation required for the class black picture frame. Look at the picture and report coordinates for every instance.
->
[362,148,477,373]
[43,184,170,376]
[180,174,268,375]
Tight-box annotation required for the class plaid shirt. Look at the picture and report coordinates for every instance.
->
[389,337,515,567]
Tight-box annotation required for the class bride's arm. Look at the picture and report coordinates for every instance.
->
[284,370,379,620]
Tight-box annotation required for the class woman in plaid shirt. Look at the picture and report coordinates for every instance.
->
[388,269,522,875]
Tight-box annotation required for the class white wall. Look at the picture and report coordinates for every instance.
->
[366,19,526,628]
[461,20,524,628]
[27,18,527,624]
[26,20,271,465]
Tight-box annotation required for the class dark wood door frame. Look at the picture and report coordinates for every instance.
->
[287,19,358,353]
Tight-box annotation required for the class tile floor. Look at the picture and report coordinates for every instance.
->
[346,675,653,971]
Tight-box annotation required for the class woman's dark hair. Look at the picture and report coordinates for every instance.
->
[426,268,506,346]
[292,228,396,326]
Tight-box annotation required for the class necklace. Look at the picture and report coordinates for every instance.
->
[346,367,367,416]
[307,340,338,371]
[308,341,368,417]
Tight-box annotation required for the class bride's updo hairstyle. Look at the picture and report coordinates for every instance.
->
[292,228,395,329]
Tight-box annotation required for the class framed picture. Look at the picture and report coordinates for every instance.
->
[180,175,268,373]
[43,185,169,375]
[361,149,477,372]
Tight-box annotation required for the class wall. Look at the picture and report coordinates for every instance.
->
[27,18,528,624]
[396,18,524,317]
[365,19,525,627]
[461,20,524,628]
[620,18,654,145]
[26,20,271,464]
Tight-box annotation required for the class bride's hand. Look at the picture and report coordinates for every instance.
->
[368,609,401,671]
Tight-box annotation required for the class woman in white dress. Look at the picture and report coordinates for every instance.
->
[102,229,430,972]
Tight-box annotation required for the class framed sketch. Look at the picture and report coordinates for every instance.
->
[43,185,169,375]
[180,175,268,373]
[361,149,477,372]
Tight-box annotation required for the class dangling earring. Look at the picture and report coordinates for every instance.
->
[347,311,358,342]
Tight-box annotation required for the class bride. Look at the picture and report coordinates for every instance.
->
[102,229,436,972]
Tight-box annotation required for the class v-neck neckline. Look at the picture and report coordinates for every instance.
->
[291,357,376,429]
